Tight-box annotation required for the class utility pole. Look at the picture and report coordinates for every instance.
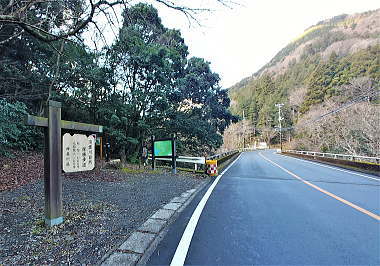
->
[242,110,246,149]
[275,103,284,152]
[251,117,256,149]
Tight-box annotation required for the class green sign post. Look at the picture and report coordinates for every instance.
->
[151,134,177,174]
[154,140,172,157]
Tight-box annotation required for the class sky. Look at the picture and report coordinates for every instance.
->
[154,0,380,88]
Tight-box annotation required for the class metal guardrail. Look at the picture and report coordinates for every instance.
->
[207,148,256,160]
[241,148,255,152]
[151,156,205,171]
[207,149,239,160]
[285,150,380,164]
[151,149,245,171]
[152,149,242,171]
[154,156,205,164]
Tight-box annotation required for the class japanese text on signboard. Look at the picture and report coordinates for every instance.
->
[62,133,95,172]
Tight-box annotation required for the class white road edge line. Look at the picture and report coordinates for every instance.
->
[260,152,380,221]
[277,152,380,182]
[170,153,243,266]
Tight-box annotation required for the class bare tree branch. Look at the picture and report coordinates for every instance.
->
[0,28,23,45]
[0,0,236,44]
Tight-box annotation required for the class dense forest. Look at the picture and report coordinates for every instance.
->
[227,9,380,156]
[0,1,236,161]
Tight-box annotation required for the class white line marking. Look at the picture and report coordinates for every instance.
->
[277,153,380,182]
[170,153,243,266]
[259,153,380,221]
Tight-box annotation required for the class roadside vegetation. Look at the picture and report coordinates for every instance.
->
[227,10,380,157]
[0,1,237,163]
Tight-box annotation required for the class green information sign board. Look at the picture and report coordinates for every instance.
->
[154,140,172,157]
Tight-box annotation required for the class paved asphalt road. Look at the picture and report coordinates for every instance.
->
[147,150,380,265]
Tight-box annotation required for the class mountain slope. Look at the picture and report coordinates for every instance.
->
[227,9,380,156]
[231,9,379,91]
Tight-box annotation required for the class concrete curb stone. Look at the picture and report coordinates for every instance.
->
[102,253,140,266]
[137,180,211,265]
[119,232,156,254]
[150,209,175,220]
[170,196,187,203]
[138,219,167,234]
[101,179,210,266]
[162,202,182,211]
[180,192,191,197]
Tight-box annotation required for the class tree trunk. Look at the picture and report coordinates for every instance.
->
[120,147,126,164]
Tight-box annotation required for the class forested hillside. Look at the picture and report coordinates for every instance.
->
[0,2,236,161]
[227,9,380,156]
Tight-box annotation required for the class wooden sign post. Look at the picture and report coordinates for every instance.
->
[26,100,103,227]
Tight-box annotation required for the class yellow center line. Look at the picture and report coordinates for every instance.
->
[259,153,380,221]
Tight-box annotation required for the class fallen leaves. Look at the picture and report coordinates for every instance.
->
[0,151,43,191]
[0,152,125,192]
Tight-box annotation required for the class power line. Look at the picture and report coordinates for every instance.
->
[239,87,379,132]
[281,89,380,131]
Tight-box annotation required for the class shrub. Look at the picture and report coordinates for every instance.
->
[0,99,43,157]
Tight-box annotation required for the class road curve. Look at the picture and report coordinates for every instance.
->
[147,150,380,265]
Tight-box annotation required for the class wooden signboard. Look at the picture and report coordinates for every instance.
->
[62,134,95,172]
[25,101,102,227]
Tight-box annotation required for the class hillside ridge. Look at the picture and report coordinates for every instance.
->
[230,8,380,93]
[225,8,379,157]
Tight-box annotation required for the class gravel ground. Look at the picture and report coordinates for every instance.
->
[0,168,208,265]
